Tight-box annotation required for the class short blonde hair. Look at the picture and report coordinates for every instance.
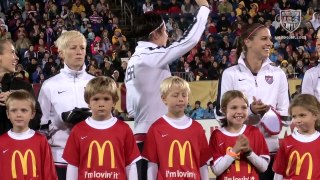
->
[5,90,36,112]
[55,30,86,51]
[160,76,190,97]
[84,76,119,104]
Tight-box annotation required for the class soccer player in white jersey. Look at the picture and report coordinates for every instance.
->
[215,23,290,180]
[38,31,94,179]
[124,0,209,179]
[301,30,320,100]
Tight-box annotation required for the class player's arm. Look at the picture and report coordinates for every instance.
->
[66,164,78,180]
[210,155,235,176]
[38,82,52,125]
[301,70,315,96]
[147,162,158,179]
[200,165,209,180]
[126,163,138,180]
[275,71,290,117]
[273,173,284,180]
[215,69,235,117]
[246,152,269,172]
[143,6,210,68]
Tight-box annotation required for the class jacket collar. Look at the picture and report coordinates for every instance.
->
[237,52,272,72]
[60,63,87,78]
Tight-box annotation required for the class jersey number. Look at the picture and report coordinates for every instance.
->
[126,65,135,82]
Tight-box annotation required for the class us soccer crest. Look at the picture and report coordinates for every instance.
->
[265,76,273,84]
[280,9,301,33]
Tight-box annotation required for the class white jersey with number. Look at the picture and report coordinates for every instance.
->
[125,6,210,134]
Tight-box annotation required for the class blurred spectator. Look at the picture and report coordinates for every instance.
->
[101,58,114,77]
[181,0,196,15]
[0,24,11,40]
[32,65,42,83]
[248,3,258,18]
[310,12,320,30]
[190,100,205,119]
[291,85,301,99]
[236,1,246,16]
[96,0,110,14]
[153,0,168,14]
[142,0,153,14]
[217,0,233,14]
[203,101,215,119]
[111,28,127,48]
[207,61,220,80]
[259,0,272,13]
[90,36,102,55]
[167,0,182,15]
[71,0,85,16]
[184,103,193,117]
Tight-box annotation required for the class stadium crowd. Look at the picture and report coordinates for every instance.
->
[0,0,319,85]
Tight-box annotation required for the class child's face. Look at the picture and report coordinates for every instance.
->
[225,97,248,127]
[7,100,35,133]
[88,92,114,121]
[162,86,188,118]
[291,106,317,135]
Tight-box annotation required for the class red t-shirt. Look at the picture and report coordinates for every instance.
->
[209,125,269,180]
[273,131,320,180]
[63,119,140,180]
[0,132,57,180]
[142,117,211,180]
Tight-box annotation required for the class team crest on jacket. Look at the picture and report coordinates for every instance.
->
[265,76,273,84]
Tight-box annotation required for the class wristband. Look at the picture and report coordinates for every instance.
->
[227,149,240,160]
[244,150,252,157]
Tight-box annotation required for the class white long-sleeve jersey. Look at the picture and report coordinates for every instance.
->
[216,53,289,117]
[125,6,210,134]
[38,64,94,164]
[215,53,290,152]
[301,64,320,101]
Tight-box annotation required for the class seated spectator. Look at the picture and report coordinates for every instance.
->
[25,57,38,81]
[71,0,85,16]
[90,36,102,55]
[190,100,205,119]
[184,103,193,117]
[203,101,215,119]
[153,0,168,14]
[142,0,153,14]
[236,1,246,16]
[181,0,196,15]
[291,85,301,99]
[295,60,305,79]
[248,3,259,18]
[310,12,320,31]
[168,0,181,14]
[217,0,233,14]
[207,61,220,80]
[0,24,11,40]
[304,7,314,22]
[111,28,127,48]
[259,0,272,13]
[32,65,42,83]
[101,58,114,77]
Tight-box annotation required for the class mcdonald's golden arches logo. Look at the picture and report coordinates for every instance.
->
[286,150,313,179]
[11,149,37,179]
[87,140,115,168]
[226,147,252,173]
[168,140,193,168]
